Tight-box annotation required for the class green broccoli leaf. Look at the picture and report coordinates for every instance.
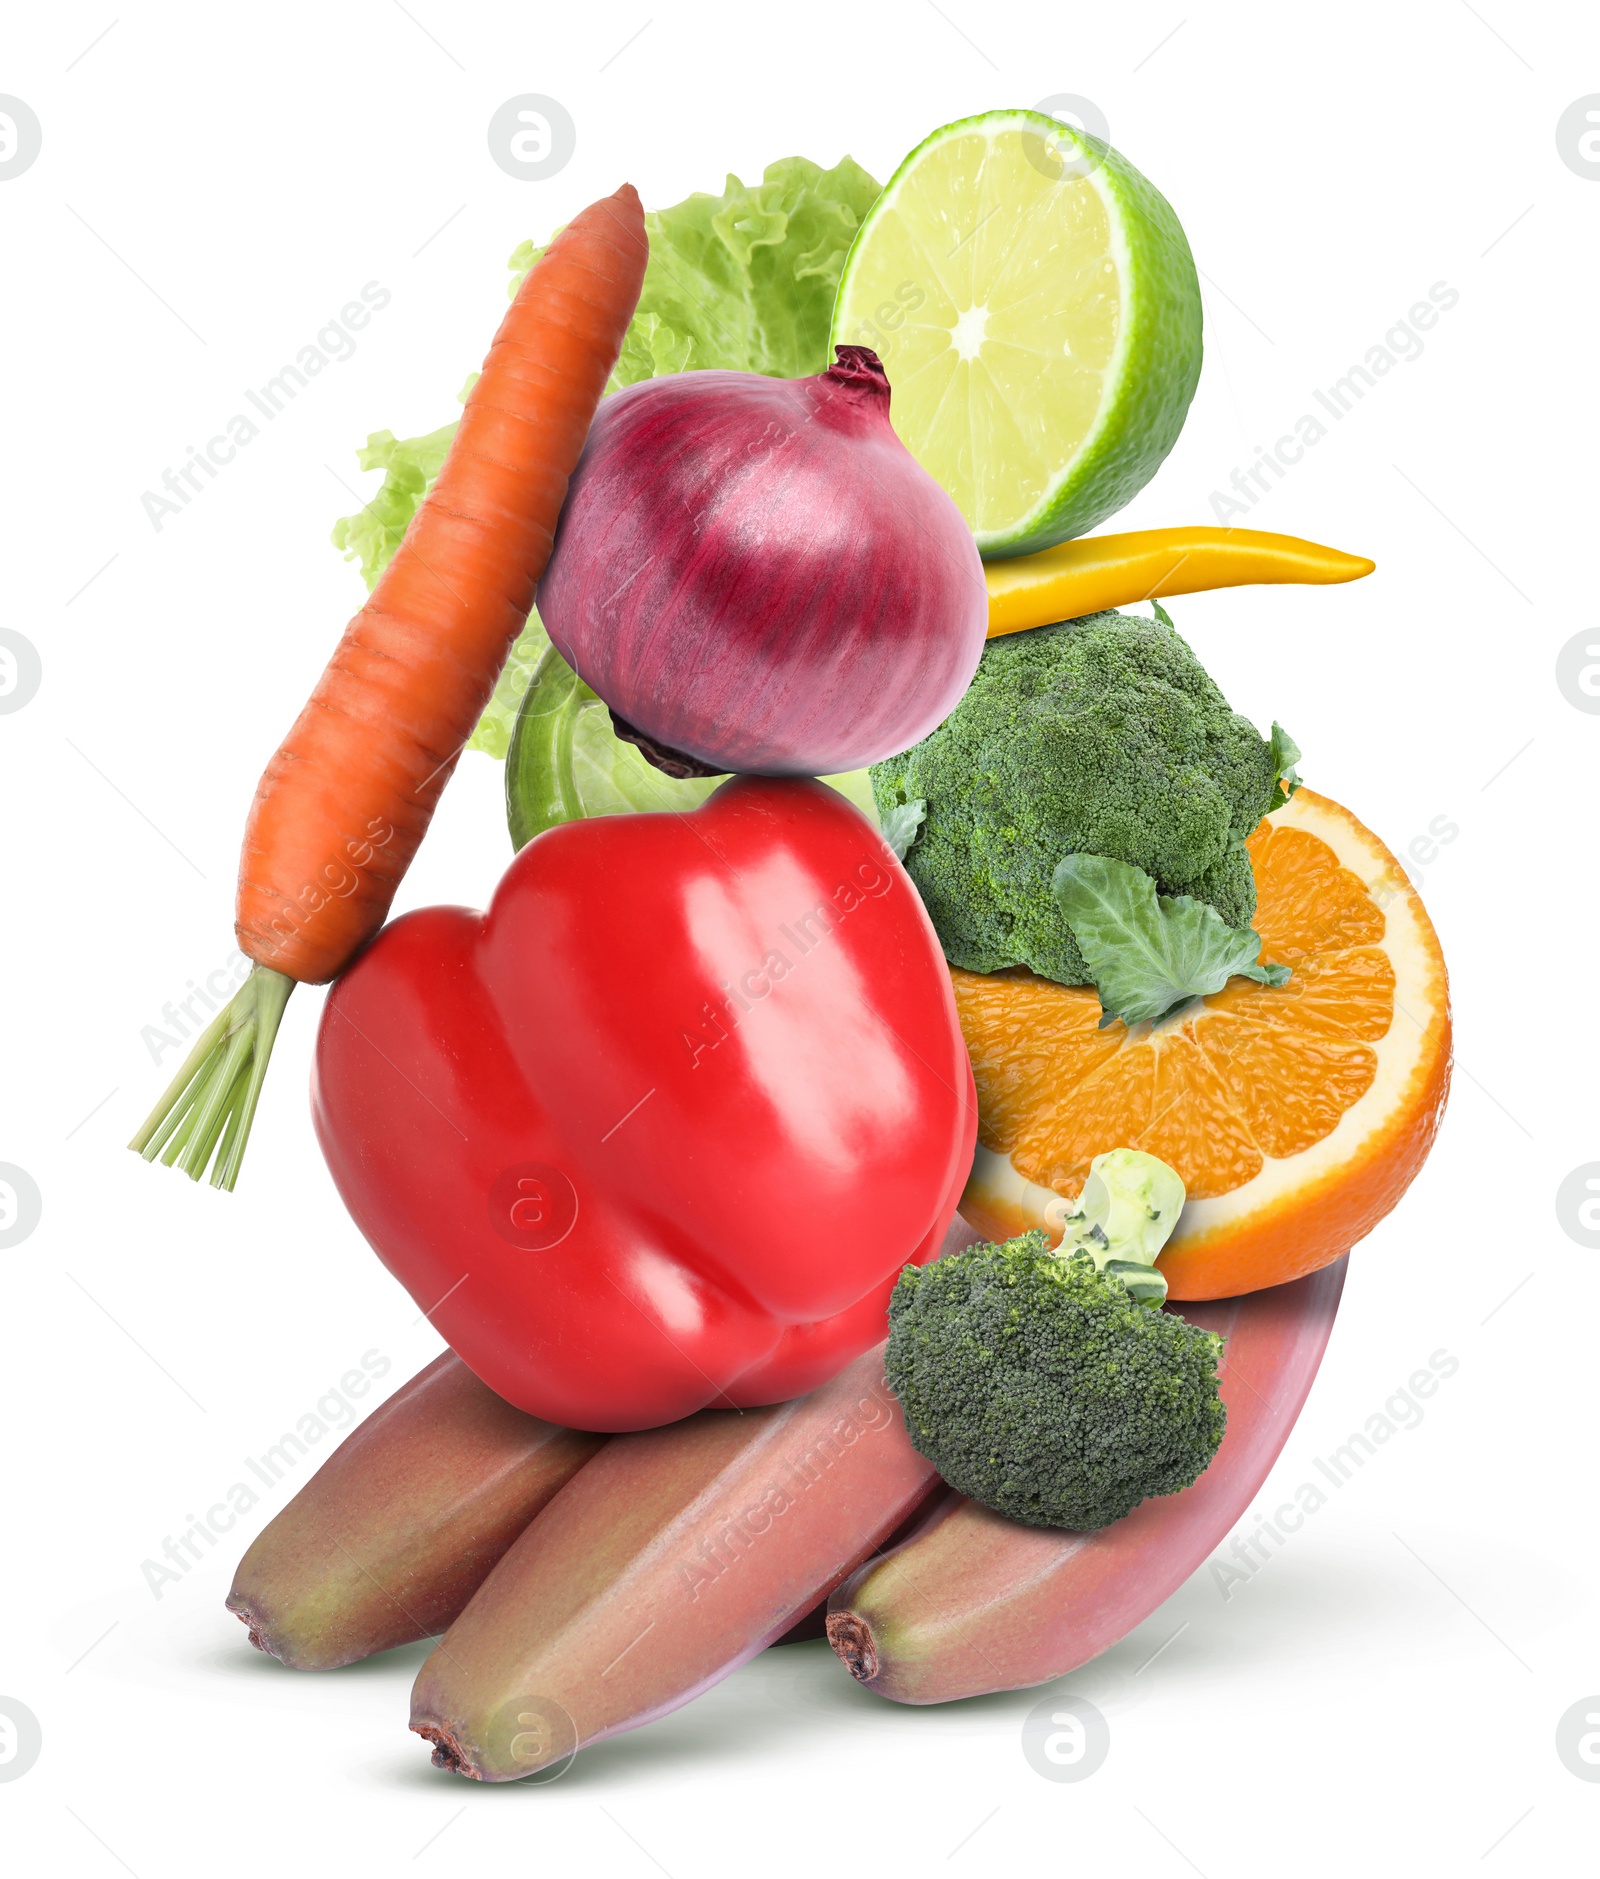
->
[1052,853,1290,1028]
[880,797,927,862]
[1269,721,1302,801]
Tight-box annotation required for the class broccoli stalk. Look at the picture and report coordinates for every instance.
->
[1052,1145,1186,1306]
[885,1149,1226,1531]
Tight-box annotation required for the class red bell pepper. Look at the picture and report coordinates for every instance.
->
[312,778,977,1431]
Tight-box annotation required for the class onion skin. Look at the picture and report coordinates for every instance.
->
[538,347,988,776]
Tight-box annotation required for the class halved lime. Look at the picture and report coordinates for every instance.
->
[832,109,1202,558]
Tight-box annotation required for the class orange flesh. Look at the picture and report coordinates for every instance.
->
[953,797,1451,1296]
[954,820,1390,1197]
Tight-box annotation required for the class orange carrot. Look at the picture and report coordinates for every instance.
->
[131,184,649,1189]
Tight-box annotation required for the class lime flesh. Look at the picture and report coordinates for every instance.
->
[832,110,1202,558]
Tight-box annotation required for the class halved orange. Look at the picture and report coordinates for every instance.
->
[954,788,1451,1298]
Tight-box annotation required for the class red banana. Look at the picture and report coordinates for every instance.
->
[410,1343,938,1778]
[826,1256,1346,1702]
[227,1352,605,1669]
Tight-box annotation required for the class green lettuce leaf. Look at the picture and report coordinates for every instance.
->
[1052,853,1291,1029]
[511,152,882,385]
[331,155,882,759]
[506,645,876,850]
[327,420,456,595]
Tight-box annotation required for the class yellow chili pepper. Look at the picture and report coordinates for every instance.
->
[985,527,1375,639]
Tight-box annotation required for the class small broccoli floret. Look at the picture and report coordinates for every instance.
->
[885,1214,1227,1531]
[870,606,1290,987]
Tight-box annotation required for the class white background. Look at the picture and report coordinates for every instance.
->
[2,2,1596,1872]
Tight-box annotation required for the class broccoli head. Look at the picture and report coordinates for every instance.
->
[884,1146,1225,1530]
[870,606,1290,987]
[886,1233,1226,1530]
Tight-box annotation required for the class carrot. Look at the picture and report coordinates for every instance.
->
[130,183,649,1189]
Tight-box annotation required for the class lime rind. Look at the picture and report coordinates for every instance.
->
[832,109,1202,559]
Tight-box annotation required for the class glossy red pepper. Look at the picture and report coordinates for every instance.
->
[313,778,977,1431]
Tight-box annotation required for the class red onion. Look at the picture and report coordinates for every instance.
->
[537,346,987,777]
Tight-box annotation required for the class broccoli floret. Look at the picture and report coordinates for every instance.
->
[870,606,1288,987]
[886,1236,1226,1529]
[884,1149,1225,1530]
